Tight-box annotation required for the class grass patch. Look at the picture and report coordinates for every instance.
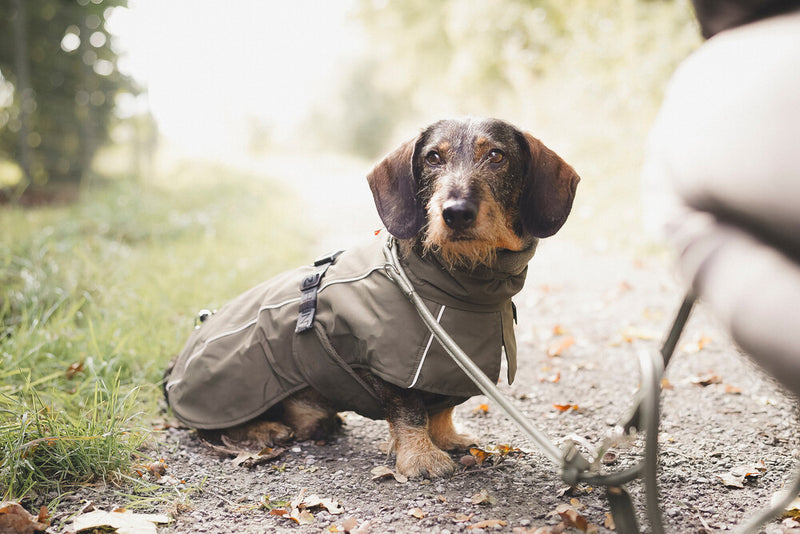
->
[0,163,313,501]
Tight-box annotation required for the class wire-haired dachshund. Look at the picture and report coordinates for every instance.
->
[165,117,579,478]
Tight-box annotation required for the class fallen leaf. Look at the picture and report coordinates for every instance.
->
[538,370,561,383]
[494,444,519,456]
[408,507,426,519]
[547,336,575,357]
[604,512,615,530]
[470,447,492,466]
[145,460,167,478]
[70,509,169,534]
[293,509,315,524]
[454,513,474,522]
[782,517,800,529]
[556,503,589,531]
[472,403,490,416]
[303,495,344,515]
[598,449,618,465]
[470,489,496,506]
[231,446,286,468]
[553,404,579,413]
[469,519,507,529]
[691,373,722,387]
[65,360,84,379]
[0,501,49,534]
[783,496,800,519]
[370,465,408,483]
[717,463,764,489]
[661,378,674,390]
[724,384,742,395]
[717,472,745,488]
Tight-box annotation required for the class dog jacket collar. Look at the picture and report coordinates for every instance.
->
[165,233,536,429]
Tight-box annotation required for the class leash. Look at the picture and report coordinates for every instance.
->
[381,236,800,533]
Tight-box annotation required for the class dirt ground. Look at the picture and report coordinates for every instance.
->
[40,156,800,533]
[50,235,800,534]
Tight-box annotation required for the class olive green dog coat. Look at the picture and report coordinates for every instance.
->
[165,233,536,429]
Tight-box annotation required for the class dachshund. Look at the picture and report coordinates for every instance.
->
[165,117,579,478]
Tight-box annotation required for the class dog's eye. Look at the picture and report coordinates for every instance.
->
[488,149,504,164]
[425,151,443,166]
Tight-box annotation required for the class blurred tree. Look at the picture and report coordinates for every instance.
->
[307,0,696,159]
[0,0,134,193]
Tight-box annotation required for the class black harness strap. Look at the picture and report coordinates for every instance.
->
[295,251,343,334]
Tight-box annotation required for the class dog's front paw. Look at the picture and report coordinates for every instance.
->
[432,431,477,451]
[396,445,456,479]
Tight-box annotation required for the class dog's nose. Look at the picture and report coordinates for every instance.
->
[442,199,478,231]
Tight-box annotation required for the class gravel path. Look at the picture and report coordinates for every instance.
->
[50,155,800,533]
[56,236,799,534]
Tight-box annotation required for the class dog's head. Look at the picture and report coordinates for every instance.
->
[367,118,580,267]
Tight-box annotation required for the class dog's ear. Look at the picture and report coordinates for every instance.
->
[517,132,580,238]
[366,136,427,239]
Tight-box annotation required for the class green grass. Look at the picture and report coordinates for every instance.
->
[0,163,313,501]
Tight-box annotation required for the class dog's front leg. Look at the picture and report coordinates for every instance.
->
[364,375,455,478]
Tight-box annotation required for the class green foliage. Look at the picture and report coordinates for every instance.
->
[0,0,134,187]
[311,0,698,170]
[0,166,312,499]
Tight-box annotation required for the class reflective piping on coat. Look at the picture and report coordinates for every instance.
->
[165,266,387,392]
[407,304,446,389]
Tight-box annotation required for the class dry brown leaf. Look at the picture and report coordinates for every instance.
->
[784,496,800,519]
[454,513,474,523]
[691,373,722,387]
[65,360,84,379]
[0,502,49,534]
[145,460,167,478]
[717,463,764,489]
[408,507,426,519]
[661,378,674,390]
[470,447,491,466]
[547,336,575,357]
[556,503,589,531]
[472,403,490,416]
[470,489,496,506]
[370,465,407,483]
[231,446,286,468]
[539,371,561,383]
[301,494,344,515]
[553,404,579,413]
[469,519,507,529]
[293,509,315,524]
[724,384,742,395]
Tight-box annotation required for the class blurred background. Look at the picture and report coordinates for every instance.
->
[0,0,704,498]
[1,0,701,249]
